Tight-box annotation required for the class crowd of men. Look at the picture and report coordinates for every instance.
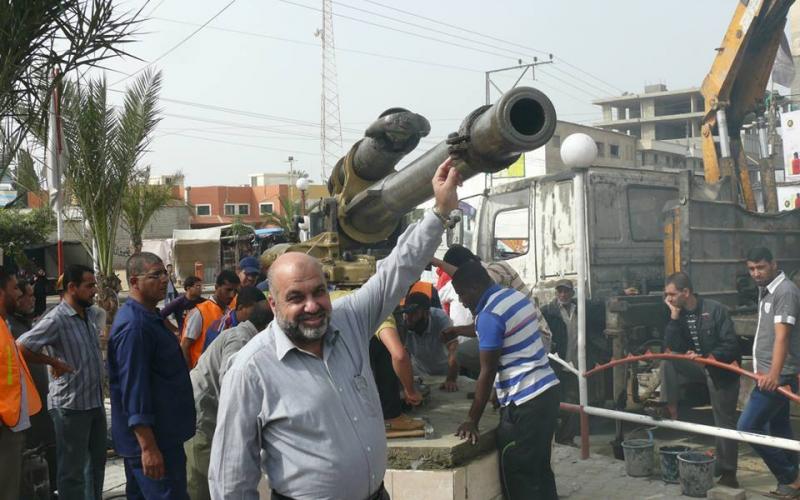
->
[1,157,799,500]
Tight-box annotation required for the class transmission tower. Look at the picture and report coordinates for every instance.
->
[317,0,343,182]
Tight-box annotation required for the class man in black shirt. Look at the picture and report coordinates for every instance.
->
[661,272,741,488]
[161,276,206,335]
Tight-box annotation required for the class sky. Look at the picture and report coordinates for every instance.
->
[96,0,761,186]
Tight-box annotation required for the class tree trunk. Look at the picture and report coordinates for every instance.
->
[130,234,142,255]
[96,272,121,333]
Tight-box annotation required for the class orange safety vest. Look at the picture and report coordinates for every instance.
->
[1,320,41,428]
[181,300,226,369]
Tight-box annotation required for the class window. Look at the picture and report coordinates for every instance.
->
[595,142,605,157]
[609,144,620,158]
[259,202,274,215]
[195,204,211,216]
[224,204,249,216]
[493,207,529,260]
[593,183,622,240]
[627,186,678,241]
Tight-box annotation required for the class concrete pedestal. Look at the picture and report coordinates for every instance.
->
[384,376,502,499]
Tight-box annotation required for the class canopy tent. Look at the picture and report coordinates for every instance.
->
[172,226,229,284]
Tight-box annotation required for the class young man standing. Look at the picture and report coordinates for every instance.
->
[180,270,240,369]
[161,276,205,335]
[661,272,740,487]
[451,260,560,500]
[108,253,196,499]
[0,268,42,500]
[737,247,800,497]
[166,264,178,303]
[17,264,106,500]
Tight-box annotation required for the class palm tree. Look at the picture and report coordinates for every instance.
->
[121,168,177,254]
[0,0,141,181]
[60,69,162,322]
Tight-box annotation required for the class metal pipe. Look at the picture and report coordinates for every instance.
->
[583,405,800,452]
[547,353,580,377]
[574,168,588,407]
[342,86,556,239]
[757,117,769,159]
[716,108,732,158]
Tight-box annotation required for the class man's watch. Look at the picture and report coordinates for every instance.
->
[432,207,462,229]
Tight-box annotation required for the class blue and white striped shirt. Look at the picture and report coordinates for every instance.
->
[18,301,104,410]
[475,284,558,407]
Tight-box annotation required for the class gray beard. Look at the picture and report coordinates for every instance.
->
[276,312,329,342]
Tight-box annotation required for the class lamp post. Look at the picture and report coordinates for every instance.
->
[295,177,309,216]
[560,133,597,409]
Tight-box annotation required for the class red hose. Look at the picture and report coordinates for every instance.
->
[583,351,800,404]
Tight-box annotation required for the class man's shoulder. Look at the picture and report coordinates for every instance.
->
[429,307,450,322]
[226,329,276,373]
[774,277,800,299]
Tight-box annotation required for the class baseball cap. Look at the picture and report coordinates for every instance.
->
[239,256,261,275]
[398,292,431,314]
[554,279,574,290]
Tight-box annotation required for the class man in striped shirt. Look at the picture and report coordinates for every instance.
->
[17,264,106,500]
[451,260,560,500]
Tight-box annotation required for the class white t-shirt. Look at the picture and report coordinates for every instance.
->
[438,281,474,344]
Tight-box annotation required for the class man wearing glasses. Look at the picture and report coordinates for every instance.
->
[108,253,196,499]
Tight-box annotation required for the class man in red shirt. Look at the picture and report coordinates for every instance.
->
[791,152,800,176]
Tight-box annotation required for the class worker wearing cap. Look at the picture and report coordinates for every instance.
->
[237,256,261,289]
[398,292,459,391]
[541,279,607,446]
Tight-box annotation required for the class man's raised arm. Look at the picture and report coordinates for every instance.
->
[342,158,461,339]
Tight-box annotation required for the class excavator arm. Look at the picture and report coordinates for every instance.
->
[700,0,793,211]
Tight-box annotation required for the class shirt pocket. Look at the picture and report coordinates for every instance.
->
[352,372,380,419]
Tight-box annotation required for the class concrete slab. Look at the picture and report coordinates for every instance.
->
[386,376,500,470]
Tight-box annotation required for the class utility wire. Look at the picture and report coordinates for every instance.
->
[154,17,485,74]
[358,0,625,95]
[111,0,239,86]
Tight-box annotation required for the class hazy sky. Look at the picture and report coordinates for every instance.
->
[98,0,767,186]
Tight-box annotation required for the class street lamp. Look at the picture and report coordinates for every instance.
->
[295,177,309,216]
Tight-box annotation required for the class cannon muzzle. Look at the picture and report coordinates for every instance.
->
[332,86,556,244]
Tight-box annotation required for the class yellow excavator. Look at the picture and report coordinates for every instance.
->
[700,0,794,212]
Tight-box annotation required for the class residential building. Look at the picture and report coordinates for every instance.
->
[187,181,328,228]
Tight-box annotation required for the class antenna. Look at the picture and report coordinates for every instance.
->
[317,0,344,182]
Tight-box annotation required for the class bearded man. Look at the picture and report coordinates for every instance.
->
[208,158,461,500]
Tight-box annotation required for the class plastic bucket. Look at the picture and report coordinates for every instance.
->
[677,451,716,497]
[622,437,654,477]
[659,445,690,483]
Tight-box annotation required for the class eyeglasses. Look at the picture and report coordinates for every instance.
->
[138,269,169,280]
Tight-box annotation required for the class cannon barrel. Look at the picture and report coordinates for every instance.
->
[333,86,557,244]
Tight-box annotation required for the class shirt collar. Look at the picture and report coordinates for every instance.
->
[58,301,81,317]
[475,284,502,314]
[125,297,162,320]
[765,272,786,295]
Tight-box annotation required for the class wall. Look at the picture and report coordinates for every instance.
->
[53,203,193,271]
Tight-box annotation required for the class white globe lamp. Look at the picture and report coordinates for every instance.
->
[295,177,310,192]
[560,133,597,168]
